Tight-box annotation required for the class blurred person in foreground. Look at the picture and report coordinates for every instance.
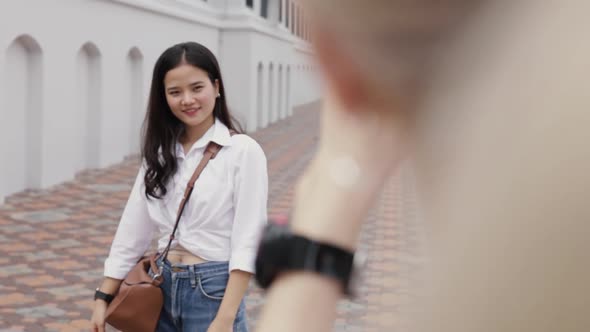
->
[254,1,590,331]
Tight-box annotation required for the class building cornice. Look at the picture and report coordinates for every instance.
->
[105,0,224,29]
[104,0,313,53]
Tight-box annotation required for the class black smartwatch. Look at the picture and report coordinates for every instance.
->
[94,288,115,304]
[255,222,363,297]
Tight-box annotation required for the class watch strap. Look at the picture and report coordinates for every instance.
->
[289,235,355,287]
[255,223,356,295]
[94,289,115,304]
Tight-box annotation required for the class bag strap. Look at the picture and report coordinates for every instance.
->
[160,130,237,261]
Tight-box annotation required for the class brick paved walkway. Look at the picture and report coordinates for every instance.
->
[0,102,422,332]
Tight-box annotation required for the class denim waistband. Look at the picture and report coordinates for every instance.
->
[156,257,229,279]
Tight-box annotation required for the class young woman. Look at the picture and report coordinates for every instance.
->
[91,42,268,332]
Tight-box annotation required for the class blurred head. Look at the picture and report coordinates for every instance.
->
[142,41,242,199]
[303,0,483,112]
[305,1,590,331]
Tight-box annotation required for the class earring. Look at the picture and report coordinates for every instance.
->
[217,92,221,98]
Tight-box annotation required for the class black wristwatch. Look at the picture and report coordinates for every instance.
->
[94,288,115,304]
[254,222,364,297]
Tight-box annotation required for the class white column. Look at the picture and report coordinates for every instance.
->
[289,1,294,33]
[254,0,261,15]
[268,0,280,24]
[278,66,284,120]
[286,66,292,116]
[261,64,269,128]
[271,64,280,122]
[295,4,300,37]
[281,0,287,26]
[298,5,302,37]
[253,63,264,131]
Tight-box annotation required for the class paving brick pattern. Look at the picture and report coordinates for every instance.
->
[0,102,422,331]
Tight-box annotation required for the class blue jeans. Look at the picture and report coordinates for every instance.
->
[150,258,248,332]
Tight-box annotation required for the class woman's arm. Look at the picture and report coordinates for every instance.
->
[91,277,124,332]
[228,135,269,274]
[92,166,155,332]
[255,93,402,332]
[212,270,252,325]
[212,135,267,330]
[97,277,123,296]
[103,165,155,280]
[255,159,388,332]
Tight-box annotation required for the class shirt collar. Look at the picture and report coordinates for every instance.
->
[210,118,233,147]
[175,118,233,156]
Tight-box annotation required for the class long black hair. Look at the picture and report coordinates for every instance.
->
[141,42,243,199]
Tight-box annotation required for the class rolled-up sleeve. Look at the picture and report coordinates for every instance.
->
[103,165,155,279]
[229,137,268,273]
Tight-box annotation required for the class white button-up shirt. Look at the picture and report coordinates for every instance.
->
[104,119,268,279]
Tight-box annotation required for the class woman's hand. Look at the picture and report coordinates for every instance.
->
[207,317,234,332]
[90,279,122,332]
[90,300,108,332]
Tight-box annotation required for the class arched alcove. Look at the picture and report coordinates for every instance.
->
[127,47,144,154]
[76,42,102,169]
[2,34,43,198]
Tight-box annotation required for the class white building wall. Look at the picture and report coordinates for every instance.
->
[0,0,320,202]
